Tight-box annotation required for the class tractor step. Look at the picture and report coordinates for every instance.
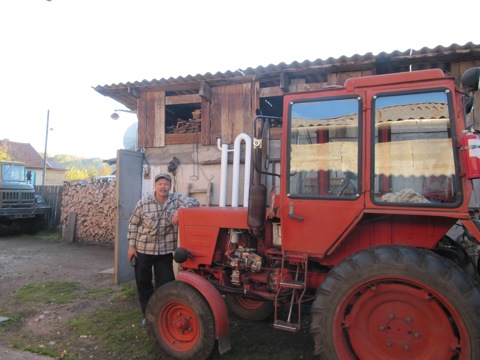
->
[273,252,308,334]
[273,320,300,332]
[280,280,304,289]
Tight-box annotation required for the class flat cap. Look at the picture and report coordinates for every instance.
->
[155,173,172,182]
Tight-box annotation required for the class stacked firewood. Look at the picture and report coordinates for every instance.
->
[166,109,201,134]
[60,177,116,244]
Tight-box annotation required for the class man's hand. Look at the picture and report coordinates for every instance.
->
[128,246,137,262]
[172,210,179,226]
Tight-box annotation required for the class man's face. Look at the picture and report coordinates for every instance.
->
[155,178,171,197]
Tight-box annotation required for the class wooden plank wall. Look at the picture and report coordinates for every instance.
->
[451,60,480,87]
[211,83,253,144]
[201,98,211,145]
[138,91,165,148]
[35,185,63,231]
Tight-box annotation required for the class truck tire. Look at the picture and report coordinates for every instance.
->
[310,245,480,360]
[224,294,274,321]
[145,281,215,360]
[22,217,44,234]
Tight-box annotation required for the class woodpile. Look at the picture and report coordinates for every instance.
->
[60,177,116,244]
[166,109,201,134]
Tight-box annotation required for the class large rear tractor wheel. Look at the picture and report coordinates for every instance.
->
[145,281,215,360]
[224,294,274,321]
[310,245,480,360]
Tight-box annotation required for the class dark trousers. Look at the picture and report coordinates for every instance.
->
[134,252,175,315]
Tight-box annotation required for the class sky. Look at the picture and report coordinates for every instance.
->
[1,0,479,160]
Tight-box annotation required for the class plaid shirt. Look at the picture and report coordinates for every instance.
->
[128,192,199,255]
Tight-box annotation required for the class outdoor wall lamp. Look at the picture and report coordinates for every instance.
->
[111,109,137,120]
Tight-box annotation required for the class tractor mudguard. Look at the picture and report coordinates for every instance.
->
[177,271,231,354]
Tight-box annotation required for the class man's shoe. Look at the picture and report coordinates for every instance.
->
[141,319,145,327]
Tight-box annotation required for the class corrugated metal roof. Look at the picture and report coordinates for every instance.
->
[94,42,480,110]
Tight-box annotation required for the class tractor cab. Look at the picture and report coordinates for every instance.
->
[251,69,472,261]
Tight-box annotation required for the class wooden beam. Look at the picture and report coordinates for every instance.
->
[137,96,147,148]
[289,78,306,93]
[165,133,195,145]
[260,86,283,97]
[199,81,212,102]
[165,94,201,105]
[153,91,165,147]
[241,83,252,134]
[296,83,329,91]
[252,82,260,120]
[201,98,211,145]
[280,71,290,92]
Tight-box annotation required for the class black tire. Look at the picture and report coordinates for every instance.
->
[310,245,480,360]
[21,217,44,234]
[224,294,274,321]
[145,281,215,360]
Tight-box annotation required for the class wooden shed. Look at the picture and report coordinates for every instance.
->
[94,42,480,206]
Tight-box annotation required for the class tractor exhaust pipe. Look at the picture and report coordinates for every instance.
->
[217,133,252,207]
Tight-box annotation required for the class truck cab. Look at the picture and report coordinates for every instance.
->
[0,160,50,232]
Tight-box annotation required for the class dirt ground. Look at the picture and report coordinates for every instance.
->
[0,233,316,360]
[0,234,115,305]
[0,233,115,359]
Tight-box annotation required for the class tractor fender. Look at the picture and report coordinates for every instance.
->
[177,271,231,354]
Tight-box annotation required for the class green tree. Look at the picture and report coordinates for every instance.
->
[65,166,89,181]
[0,143,11,160]
[86,165,99,179]
[51,155,115,181]
[99,163,114,176]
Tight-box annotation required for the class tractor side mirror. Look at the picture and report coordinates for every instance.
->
[462,67,480,91]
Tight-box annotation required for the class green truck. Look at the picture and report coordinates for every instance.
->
[0,160,50,232]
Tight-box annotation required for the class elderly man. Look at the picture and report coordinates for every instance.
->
[127,173,199,319]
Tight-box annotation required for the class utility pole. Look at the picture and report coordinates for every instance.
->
[42,109,50,186]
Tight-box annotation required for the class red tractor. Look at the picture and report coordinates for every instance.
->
[145,67,480,359]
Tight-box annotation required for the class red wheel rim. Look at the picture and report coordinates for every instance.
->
[235,296,265,310]
[159,301,200,352]
[333,277,470,359]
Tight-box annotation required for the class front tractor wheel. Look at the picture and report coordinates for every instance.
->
[310,245,480,360]
[145,281,215,360]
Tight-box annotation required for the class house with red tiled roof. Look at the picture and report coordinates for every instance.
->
[0,139,67,185]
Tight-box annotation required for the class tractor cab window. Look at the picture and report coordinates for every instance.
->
[372,90,459,205]
[288,97,361,198]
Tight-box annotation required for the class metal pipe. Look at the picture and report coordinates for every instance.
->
[217,134,252,207]
[232,133,251,207]
[218,137,228,207]
[42,110,50,186]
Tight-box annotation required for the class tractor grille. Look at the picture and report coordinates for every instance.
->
[0,190,35,208]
